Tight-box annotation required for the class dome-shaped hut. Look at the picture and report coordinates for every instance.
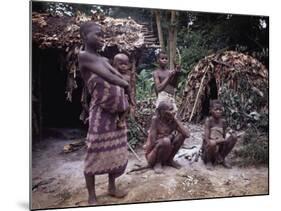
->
[179,51,268,130]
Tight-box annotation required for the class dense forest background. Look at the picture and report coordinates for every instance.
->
[33,1,268,98]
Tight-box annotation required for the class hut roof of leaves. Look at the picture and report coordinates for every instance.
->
[179,51,268,129]
[32,11,156,51]
[32,11,157,75]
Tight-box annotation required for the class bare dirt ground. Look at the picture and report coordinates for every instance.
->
[31,124,268,209]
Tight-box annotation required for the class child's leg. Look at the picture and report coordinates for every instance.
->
[201,139,208,163]
[206,140,219,164]
[108,173,128,198]
[219,134,238,160]
[166,133,185,168]
[84,173,97,205]
[146,147,158,168]
[146,137,172,173]
[158,137,173,164]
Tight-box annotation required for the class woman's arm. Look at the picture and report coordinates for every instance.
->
[174,117,190,138]
[79,53,129,88]
[143,116,158,152]
[104,60,125,79]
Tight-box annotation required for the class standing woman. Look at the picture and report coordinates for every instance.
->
[78,21,130,205]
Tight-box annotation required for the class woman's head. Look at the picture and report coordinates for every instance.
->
[80,21,104,50]
[156,101,174,120]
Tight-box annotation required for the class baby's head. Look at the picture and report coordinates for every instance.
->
[113,53,130,74]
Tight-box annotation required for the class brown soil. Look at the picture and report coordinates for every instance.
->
[31,124,268,209]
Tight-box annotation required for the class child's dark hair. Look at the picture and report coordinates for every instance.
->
[156,101,172,113]
[156,50,167,59]
[210,99,222,109]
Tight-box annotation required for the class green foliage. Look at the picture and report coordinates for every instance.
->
[136,68,156,101]
[219,73,268,130]
[178,30,209,70]
[32,2,94,16]
[221,84,269,164]
[128,68,156,148]
[127,118,143,149]
[234,127,268,164]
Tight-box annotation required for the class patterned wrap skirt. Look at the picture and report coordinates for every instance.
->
[84,74,129,177]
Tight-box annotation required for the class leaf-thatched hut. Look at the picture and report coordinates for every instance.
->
[179,51,268,129]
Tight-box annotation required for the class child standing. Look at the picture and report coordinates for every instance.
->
[153,51,181,115]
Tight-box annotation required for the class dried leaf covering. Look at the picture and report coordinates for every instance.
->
[32,12,147,52]
[179,51,268,126]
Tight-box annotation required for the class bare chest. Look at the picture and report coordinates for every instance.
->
[209,121,224,140]
[157,70,170,82]
[156,119,176,138]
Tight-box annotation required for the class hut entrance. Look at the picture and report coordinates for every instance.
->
[33,47,84,131]
[201,77,218,119]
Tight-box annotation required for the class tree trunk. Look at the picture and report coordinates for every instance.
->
[155,10,165,50]
[169,11,177,69]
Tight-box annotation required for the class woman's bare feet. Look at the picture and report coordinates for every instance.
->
[88,196,97,205]
[108,174,128,198]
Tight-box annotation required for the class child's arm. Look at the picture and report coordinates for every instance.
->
[153,70,176,93]
[143,116,158,151]
[79,53,129,88]
[173,115,190,138]
[222,119,227,139]
[204,118,211,144]
[169,65,182,86]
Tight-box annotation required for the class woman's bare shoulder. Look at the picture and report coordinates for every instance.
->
[79,51,100,62]
[78,50,89,63]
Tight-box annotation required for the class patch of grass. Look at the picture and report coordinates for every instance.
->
[234,128,268,165]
